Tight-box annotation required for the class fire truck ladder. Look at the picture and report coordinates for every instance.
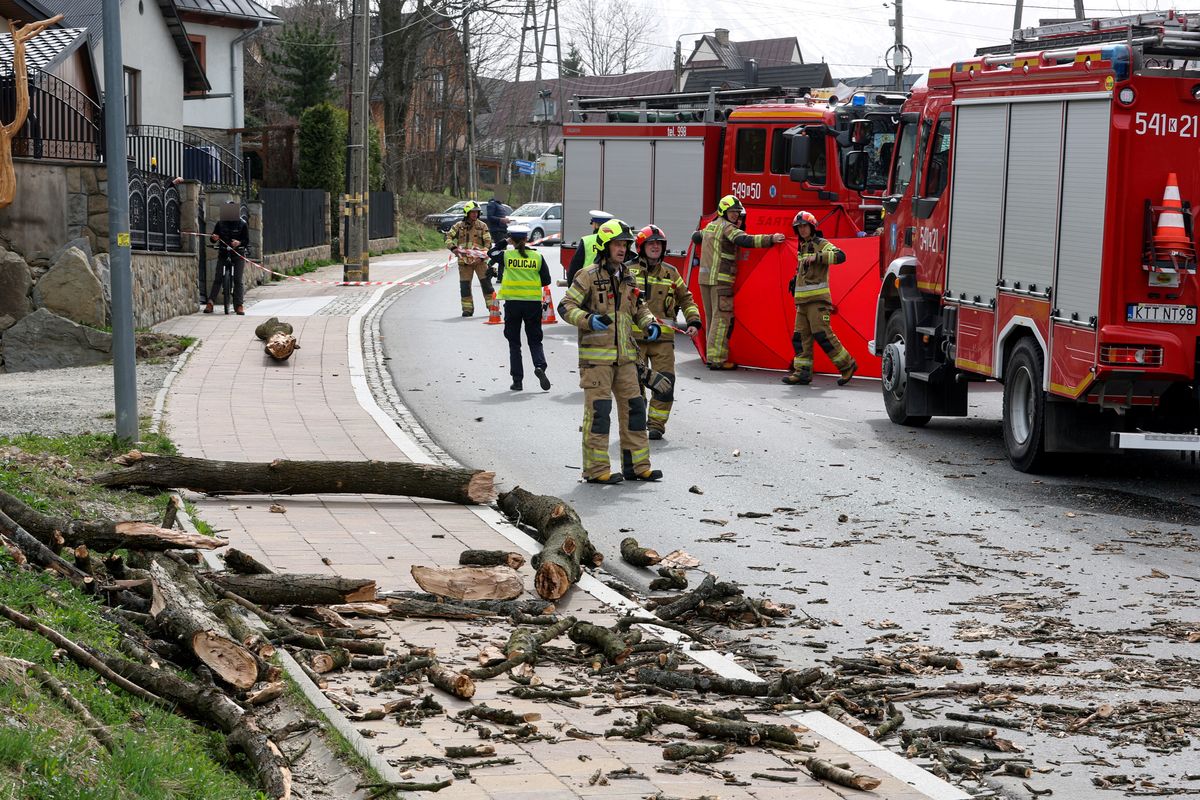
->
[570,86,809,124]
[975,9,1200,60]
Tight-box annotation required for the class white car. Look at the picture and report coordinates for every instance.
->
[507,203,562,244]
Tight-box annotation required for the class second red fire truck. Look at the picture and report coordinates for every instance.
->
[865,11,1200,470]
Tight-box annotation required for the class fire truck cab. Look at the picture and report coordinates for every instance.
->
[867,11,1200,470]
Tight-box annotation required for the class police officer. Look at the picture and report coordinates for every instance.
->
[629,225,701,440]
[497,225,552,392]
[695,195,786,369]
[484,196,512,274]
[783,210,857,386]
[566,209,613,287]
[559,219,663,485]
[445,201,493,317]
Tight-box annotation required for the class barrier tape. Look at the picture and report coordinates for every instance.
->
[181,231,562,288]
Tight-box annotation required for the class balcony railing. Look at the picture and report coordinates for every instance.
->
[126,124,245,189]
[0,64,103,162]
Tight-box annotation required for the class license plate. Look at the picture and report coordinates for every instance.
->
[1126,303,1197,324]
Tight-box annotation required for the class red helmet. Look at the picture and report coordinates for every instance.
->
[636,225,667,248]
[792,210,818,231]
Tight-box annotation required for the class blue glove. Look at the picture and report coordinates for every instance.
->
[646,324,662,342]
[589,315,609,331]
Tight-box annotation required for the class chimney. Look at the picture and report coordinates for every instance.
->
[714,28,730,46]
[871,66,887,86]
[743,58,759,88]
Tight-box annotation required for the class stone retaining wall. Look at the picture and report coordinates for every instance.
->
[369,236,399,254]
[131,251,198,329]
[263,244,332,277]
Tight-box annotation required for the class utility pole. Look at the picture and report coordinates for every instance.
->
[893,0,904,90]
[102,0,137,442]
[344,0,369,281]
[463,4,477,198]
[1073,0,1085,19]
[1013,0,1023,35]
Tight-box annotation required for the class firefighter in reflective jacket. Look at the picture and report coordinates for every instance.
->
[558,219,663,485]
[565,209,613,286]
[783,210,857,386]
[629,225,701,440]
[445,200,494,316]
[497,226,552,392]
[695,195,786,369]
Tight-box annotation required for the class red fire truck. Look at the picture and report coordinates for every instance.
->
[866,11,1200,470]
[559,87,900,375]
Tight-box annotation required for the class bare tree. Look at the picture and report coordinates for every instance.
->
[566,0,660,76]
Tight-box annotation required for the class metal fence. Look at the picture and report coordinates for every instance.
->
[126,124,245,189]
[0,65,103,161]
[129,167,182,252]
[260,188,327,254]
[369,191,395,240]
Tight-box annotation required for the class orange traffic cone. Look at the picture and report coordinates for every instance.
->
[541,286,557,324]
[1153,173,1196,270]
[484,292,502,325]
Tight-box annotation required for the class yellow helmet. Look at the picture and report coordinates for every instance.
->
[596,218,635,248]
[717,194,743,216]
[462,200,480,216]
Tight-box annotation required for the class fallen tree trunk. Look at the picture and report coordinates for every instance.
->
[94,452,495,505]
[497,487,603,600]
[0,508,88,588]
[0,489,225,552]
[264,333,299,361]
[619,537,660,568]
[410,565,523,602]
[222,548,273,575]
[383,592,554,617]
[458,550,526,570]
[149,557,258,690]
[209,573,376,606]
[254,317,294,340]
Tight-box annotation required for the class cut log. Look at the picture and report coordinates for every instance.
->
[619,537,661,568]
[264,333,299,361]
[654,573,716,621]
[662,743,732,763]
[427,663,476,699]
[804,757,881,791]
[411,564,523,602]
[465,616,577,679]
[210,573,376,606]
[568,621,631,665]
[298,647,350,674]
[223,548,273,575]
[0,489,224,552]
[149,557,258,690]
[496,486,603,600]
[458,549,526,570]
[383,592,554,617]
[94,452,495,506]
[254,317,294,340]
[245,681,285,706]
[0,508,88,588]
[648,567,688,592]
[634,667,774,697]
[653,705,799,747]
[459,704,540,727]
[445,745,495,758]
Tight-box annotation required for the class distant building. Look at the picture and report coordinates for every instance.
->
[679,30,831,93]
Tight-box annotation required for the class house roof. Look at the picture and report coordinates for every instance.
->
[686,34,803,71]
[0,0,60,22]
[37,0,209,92]
[0,25,86,72]
[683,63,832,93]
[174,0,280,26]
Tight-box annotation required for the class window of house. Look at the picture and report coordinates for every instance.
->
[435,118,442,148]
[734,127,766,173]
[124,67,140,125]
[433,70,445,103]
[185,35,206,97]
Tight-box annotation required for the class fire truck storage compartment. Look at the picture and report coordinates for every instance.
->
[604,140,653,231]
[1001,102,1063,296]
[564,138,602,238]
[652,139,706,250]
[946,102,1008,304]
[1054,100,1110,326]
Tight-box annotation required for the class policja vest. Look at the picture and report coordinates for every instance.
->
[580,233,601,264]
[498,250,543,301]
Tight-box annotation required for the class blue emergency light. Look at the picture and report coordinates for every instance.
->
[852,94,867,107]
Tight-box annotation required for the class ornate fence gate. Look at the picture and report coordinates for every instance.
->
[128,167,181,252]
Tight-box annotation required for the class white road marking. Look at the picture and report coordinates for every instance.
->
[245,295,337,316]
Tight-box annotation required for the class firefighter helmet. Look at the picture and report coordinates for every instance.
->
[462,200,480,216]
[717,195,743,216]
[597,219,635,248]
[792,210,819,231]
[636,225,667,248]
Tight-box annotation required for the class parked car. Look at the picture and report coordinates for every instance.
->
[422,201,469,233]
[507,203,562,244]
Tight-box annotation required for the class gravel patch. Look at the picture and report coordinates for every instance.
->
[0,361,173,438]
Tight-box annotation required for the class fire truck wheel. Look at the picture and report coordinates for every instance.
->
[1002,338,1049,472]
[881,310,930,427]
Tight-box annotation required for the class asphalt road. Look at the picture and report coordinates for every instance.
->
[380,247,1200,799]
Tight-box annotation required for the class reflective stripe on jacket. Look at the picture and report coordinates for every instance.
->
[793,237,845,303]
[629,257,701,342]
[445,219,492,264]
[558,259,656,366]
[697,217,773,286]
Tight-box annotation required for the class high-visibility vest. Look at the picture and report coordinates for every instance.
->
[498,250,543,301]
[581,233,601,263]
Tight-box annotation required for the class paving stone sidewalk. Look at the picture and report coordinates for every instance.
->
[155,256,953,800]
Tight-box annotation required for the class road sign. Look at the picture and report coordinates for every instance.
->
[514,159,536,175]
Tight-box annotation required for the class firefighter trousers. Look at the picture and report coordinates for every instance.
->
[700,283,734,365]
[639,340,676,433]
[579,362,651,480]
[503,300,546,381]
[458,261,494,315]
[790,300,856,379]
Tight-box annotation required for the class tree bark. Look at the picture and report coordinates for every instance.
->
[619,537,660,568]
[209,573,375,606]
[427,662,475,699]
[254,317,294,340]
[94,452,495,505]
[410,564,523,601]
[804,757,881,791]
[264,333,299,361]
[654,573,716,621]
[0,488,225,552]
[634,667,775,697]
[0,508,87,587]
[149,557,258,690]
[497,486,602,600]
[222,548,273,575]
[458,549,525,570]
[568,621,631,665]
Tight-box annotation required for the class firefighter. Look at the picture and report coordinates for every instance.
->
[629,224,701,440]
[783,210,857,386]
[445,201,494,316]
[566,209,613,286]
[497,225,552,392]
[558,219,663,484]
[695,195,786,369]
